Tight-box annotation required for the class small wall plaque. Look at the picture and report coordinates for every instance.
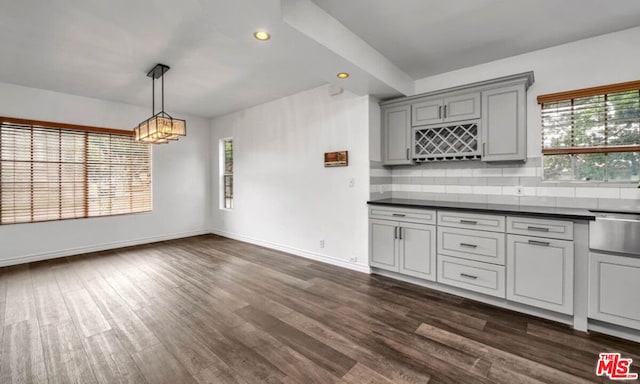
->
[324,151,348,167]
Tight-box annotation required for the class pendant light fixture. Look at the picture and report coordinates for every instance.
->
[134,64,186,144]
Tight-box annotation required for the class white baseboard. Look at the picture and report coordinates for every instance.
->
[0,229,210,268]
[209,228,371,274]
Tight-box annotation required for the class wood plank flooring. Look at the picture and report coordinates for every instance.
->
[0,234,638,383]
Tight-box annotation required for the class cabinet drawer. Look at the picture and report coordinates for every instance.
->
[589,252,640,330]
[438,211,505,232]
[370,207,436,225]
[507,216,573,240]
[437,255,505,298]
[437,227,505,265]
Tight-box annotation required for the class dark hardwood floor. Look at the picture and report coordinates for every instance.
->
[0,234,638,383]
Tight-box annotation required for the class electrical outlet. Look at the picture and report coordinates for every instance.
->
[319,240,325,248]
[348,178,355,188]
[516,186,524,196]
[349,257,357,263]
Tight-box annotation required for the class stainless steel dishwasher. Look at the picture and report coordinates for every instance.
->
[588,210,640,331]
[590,211,640,256]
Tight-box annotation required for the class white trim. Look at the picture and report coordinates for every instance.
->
[210,228,371,274]
[0,229,210,268]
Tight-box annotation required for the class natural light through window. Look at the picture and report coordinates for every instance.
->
[539,82,640,182]
[220,138,233,209]
[0,120,152,225]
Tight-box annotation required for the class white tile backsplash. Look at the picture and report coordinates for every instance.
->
[472,168,503,177]
[422,185,446,193]
[536,187,575,198]
[445,185,473,194]
[472,185,502,195]
[384,159,633,209]
[575,187,620,199]
[620,188,640,200]
[502,167,537,177]
[445,168,473,177]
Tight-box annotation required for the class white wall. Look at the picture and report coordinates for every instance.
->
[210,84,370,271]
[0,82,211,266]
[384,26,640,211]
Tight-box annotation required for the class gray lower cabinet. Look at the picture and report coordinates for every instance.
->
[398,222,436,280]
[370,219,399,271]
[382,105,412,165]
[369,218,436,281]
[506,234,574,315]
[589,252,640,330]
[481,82,527,162]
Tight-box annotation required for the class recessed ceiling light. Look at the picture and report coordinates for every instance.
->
[254,31,271,41]
[337,72,349,79]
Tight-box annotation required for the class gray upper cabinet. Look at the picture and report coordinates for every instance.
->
[443,93,481,123]
[383,105,412,165]
[412,98,442,126]
[481,82,527,162]
[380,71,533,166]
[411,92,480,127]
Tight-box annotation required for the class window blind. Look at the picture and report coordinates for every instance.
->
[1,118,151,224]
[537,81,640,182]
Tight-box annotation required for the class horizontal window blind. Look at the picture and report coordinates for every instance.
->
[1,119,151,224]
[538,82,640,182]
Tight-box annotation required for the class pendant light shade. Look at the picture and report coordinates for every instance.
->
[134,64,186,144]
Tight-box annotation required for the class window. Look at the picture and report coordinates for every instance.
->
[221,138,233,209]
[0,117,151,224]
[539,81,640,182]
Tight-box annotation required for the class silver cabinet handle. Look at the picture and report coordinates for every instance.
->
[460,273,478,280]
[528,239,550,247]
[482,142,486,156]
[527,226,550,232]
[392,213,406,217]
[406,148,410,160]
[443,105,447,118]
[394,226,398,239]
[438,105,442,119]
[459,243,477,248]
[398,227,403,240]
[460,220,477,225]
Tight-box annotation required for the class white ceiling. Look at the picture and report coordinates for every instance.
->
[1,0,640,119]
[312,0,640,79]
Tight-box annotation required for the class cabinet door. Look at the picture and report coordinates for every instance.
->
[399,223,436,281]
[383,105,412,165]
[412,98,442,126]
[589,252,640,330]
[369,219,399,271]
[481,83,526,162]
[507,235,574,314]
[443,92,481,123]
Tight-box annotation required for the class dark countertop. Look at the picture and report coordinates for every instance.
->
[367,198,596,221]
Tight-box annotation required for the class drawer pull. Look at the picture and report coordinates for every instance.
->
[399,227,403,240]
[527,226,550,232]
[528,239,550,247]
[460,220,477,225]
[394,226,398,239]
[392,213,406,217]
[460,273,478,280]
[459,243,478,248]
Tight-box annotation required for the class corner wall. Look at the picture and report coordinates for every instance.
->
[0,82,211,266]
[209,84,370,271]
